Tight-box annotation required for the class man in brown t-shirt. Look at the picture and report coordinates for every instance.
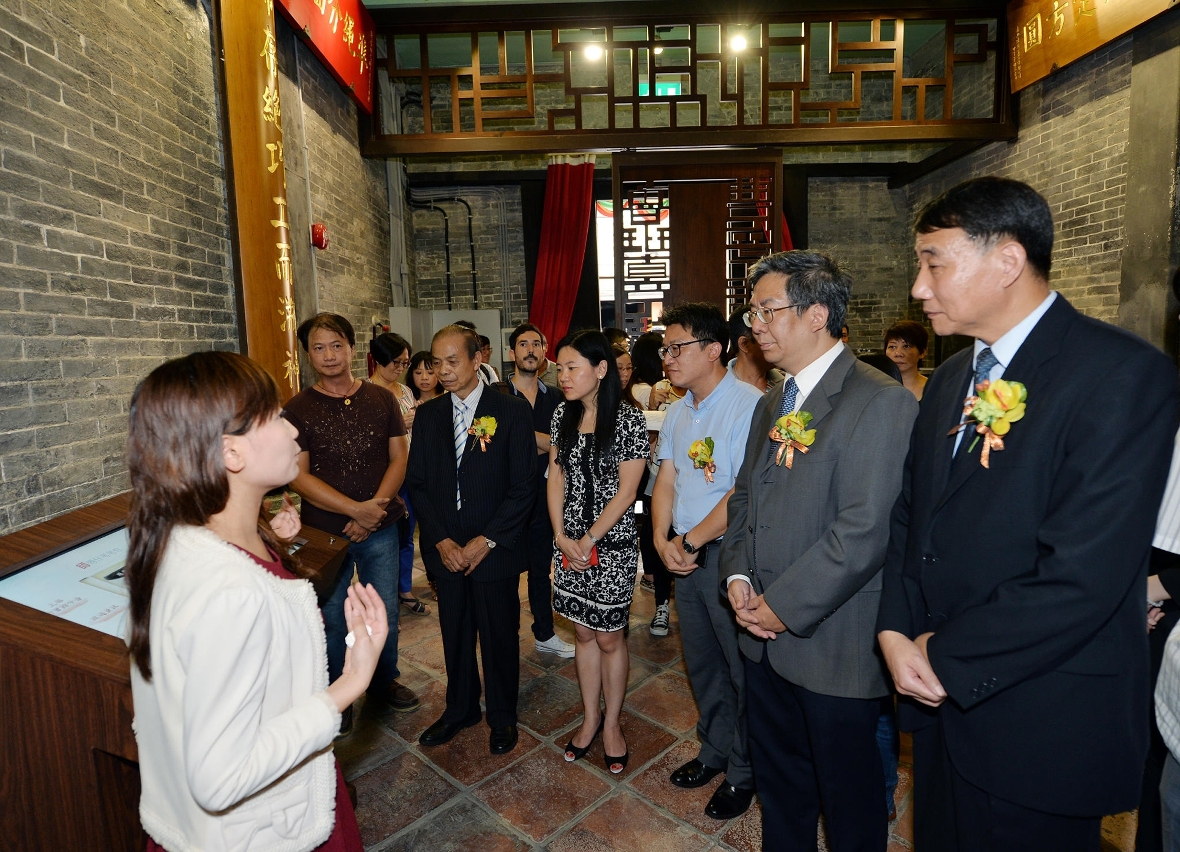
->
[284,312,418,732]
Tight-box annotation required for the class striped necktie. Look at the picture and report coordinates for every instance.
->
[769,377,799,459]
[453,399,467,507]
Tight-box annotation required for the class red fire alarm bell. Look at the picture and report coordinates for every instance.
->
[311,223,329,250]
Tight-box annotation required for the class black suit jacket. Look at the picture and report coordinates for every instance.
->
[406,388,536,582]
[879,295,1179,816]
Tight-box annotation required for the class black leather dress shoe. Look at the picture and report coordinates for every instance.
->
[670,758,724,789]
[705,782,755,820]
[489,725,518,754]
[418,713,481,747]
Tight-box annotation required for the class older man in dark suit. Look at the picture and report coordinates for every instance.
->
[407,324,536,755]
[878,177,1179,852]
[721,251,918,851]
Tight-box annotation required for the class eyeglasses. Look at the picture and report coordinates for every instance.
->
[390,359,411,370]
[744,303,808,326]
[658,338,715,359]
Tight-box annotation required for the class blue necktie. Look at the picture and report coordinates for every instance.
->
[972,347,998,392]
[955,347,999,460]
[769,377,799,460]
[453,400,467,507]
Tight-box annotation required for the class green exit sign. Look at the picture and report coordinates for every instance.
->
[638,82,682,96]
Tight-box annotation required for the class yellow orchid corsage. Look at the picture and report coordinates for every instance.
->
[769,411,816,468]
[468,416,497,452]
[948,378,1027,468]
[688,437,717,483]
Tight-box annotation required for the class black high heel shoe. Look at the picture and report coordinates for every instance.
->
[605,749,629,775]
[564,718,604,762]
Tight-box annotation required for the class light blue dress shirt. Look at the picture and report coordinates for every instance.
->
[656,370,763,536]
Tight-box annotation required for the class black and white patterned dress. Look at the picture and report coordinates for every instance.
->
[551,402,649,632]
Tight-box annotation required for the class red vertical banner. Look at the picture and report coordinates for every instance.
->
[220,0,301,397]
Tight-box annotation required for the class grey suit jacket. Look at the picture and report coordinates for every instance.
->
[720,346,918,699]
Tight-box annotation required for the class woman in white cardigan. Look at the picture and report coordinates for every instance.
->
[125,351,387,852]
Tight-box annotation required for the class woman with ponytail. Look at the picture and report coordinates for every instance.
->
[126,351,385,852]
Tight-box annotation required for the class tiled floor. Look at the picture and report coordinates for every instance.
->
[336,559,1140,851]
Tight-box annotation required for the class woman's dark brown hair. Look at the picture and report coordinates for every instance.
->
[125,351,283,681]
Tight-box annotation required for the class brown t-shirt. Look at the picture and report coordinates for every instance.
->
[283,382,407,537]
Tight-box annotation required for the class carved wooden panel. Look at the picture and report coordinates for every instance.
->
[372,13,1011,154]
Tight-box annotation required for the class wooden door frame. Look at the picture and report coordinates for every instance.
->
[611,149,784,326]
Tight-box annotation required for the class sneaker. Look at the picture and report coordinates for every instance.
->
[535,633,576,658]
[640,575,655,592]
[650,604,670,637]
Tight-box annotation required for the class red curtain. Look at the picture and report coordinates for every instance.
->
[530,162,596,359]
[781,213,794,251]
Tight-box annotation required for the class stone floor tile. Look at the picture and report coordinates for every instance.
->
[548,790,711,852]
[336,715,406,781]
[353,751,460,847]
[514,671,585,737]
[387,658,434,693]
[378,678,451,743]
[379,798,532,852]
[628,739,729,834]
[474,748,611,842]
[400,631,447,678]
[427,723,542,787]
[626,627,685,667]
[626,671,700,733]
[719,797,762,852]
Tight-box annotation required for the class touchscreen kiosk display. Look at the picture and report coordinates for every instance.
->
[0,527,129,639]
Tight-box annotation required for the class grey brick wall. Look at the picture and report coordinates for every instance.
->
[0,0,234,533]
[408,186,529,334]
[288,33,392,379]
[813,35,1133,363]
[904,36,1133,323]
[808,177,920,356]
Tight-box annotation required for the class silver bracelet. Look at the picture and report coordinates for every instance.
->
[587,531,599,545]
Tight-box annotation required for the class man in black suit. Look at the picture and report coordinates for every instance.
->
[407,324,536,755]
[878,177,1179,851]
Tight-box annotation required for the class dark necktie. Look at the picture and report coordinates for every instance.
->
[954,347,999,461]
[769,377,799,460]
[972,347,998,392]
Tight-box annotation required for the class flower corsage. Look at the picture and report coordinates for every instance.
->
[688,437,717,483]
[948,378,1027,468]
[769,412,816,468]
[468,416,497,452]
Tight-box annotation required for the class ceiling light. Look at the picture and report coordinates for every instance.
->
[653,45,663,55]
[585,45,603,60]
[730,34,748,52]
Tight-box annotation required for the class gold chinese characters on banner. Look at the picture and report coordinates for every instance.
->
[219,0,300,397]
[1007,0,1172,92]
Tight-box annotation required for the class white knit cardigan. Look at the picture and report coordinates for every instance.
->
[130,525,340,852]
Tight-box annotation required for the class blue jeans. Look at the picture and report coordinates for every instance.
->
[877,699,900,813]
[398,485,415,596]
[322,523,401,689]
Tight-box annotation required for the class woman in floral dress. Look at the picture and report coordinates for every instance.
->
[548,330,648,774]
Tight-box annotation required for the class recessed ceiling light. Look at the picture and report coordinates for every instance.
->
[730,34,748,52]
[585,45,604,60]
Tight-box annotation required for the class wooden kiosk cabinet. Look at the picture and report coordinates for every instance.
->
[0,494,349,850]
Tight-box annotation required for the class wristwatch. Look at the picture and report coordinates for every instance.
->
[681,535,697,554]
[485,537,497,550]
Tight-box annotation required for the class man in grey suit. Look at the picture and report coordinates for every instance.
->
[721,251,918,851]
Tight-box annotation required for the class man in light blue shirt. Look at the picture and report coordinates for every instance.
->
[652,302,762,820]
